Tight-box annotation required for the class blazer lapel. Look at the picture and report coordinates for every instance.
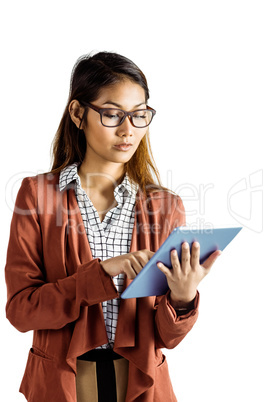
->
[65,186,93,272]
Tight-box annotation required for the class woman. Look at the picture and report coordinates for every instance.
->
[5,51,221,401]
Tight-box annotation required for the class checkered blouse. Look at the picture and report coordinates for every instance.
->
[59,163,138,349]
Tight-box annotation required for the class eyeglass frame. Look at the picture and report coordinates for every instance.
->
[79,102,156,128]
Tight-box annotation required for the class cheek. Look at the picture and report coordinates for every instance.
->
[137,130,148,145]
[84,121,114,145]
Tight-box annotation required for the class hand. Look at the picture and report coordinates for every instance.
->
[157,242,221,308]
[100,249,155,279]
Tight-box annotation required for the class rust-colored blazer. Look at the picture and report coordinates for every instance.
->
[5,173,199,402]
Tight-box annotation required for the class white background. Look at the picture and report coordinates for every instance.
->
[0,1,267,401]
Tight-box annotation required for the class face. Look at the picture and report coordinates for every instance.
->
[81,80,148,169]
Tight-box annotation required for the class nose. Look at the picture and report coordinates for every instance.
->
[116,116,134,137]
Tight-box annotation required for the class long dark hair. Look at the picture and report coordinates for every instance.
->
[51,51,163,194]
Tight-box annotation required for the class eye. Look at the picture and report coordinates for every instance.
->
[134,110,149,120]
[103,111,120,119]
[133,111,147,119]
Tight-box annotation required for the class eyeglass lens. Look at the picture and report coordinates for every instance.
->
[101,109,153,128]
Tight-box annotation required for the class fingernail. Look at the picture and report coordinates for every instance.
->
[182,242,189,249]
[172,249,177,256]
[157,262,163,267]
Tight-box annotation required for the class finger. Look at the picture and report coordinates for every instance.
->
[156,262,173,279]
[124,255,143,277]
[202,250,222,271]
[180,242,190,273]
[190,242,200,269]
[135,254,151,269]
[170,249,181,275]
[139,249,155,259]
[133,250,154,268]
[124,265,140,280]
[145,250,155,259]
[131,258,144,274]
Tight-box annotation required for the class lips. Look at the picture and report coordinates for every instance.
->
[113,143,133,151]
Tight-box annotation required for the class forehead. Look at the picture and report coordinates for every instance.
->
[95,80,146,109]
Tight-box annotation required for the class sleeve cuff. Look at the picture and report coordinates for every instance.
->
[77,258,118,306]
[166,290,200,321]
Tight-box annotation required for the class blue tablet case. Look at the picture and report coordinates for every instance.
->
[121,226,242,299]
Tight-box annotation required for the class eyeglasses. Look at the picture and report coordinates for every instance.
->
[81,102,156,128]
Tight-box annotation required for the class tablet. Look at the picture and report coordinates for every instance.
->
[121,226,242,299]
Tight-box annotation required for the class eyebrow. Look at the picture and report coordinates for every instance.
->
[102,101,146,108]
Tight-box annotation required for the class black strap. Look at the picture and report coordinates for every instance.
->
[96,359,117,402]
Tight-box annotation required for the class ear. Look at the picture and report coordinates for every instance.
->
[68,100,85,129]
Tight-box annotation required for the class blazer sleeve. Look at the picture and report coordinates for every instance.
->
[5,177,118,333]
[154,292,199,349]
[153,193,199,349]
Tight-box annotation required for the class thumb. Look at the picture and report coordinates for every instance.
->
[202,250,222,271]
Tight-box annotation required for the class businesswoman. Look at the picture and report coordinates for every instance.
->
[5,51,221,401]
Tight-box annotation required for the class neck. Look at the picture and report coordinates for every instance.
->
[78,158,125,195]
